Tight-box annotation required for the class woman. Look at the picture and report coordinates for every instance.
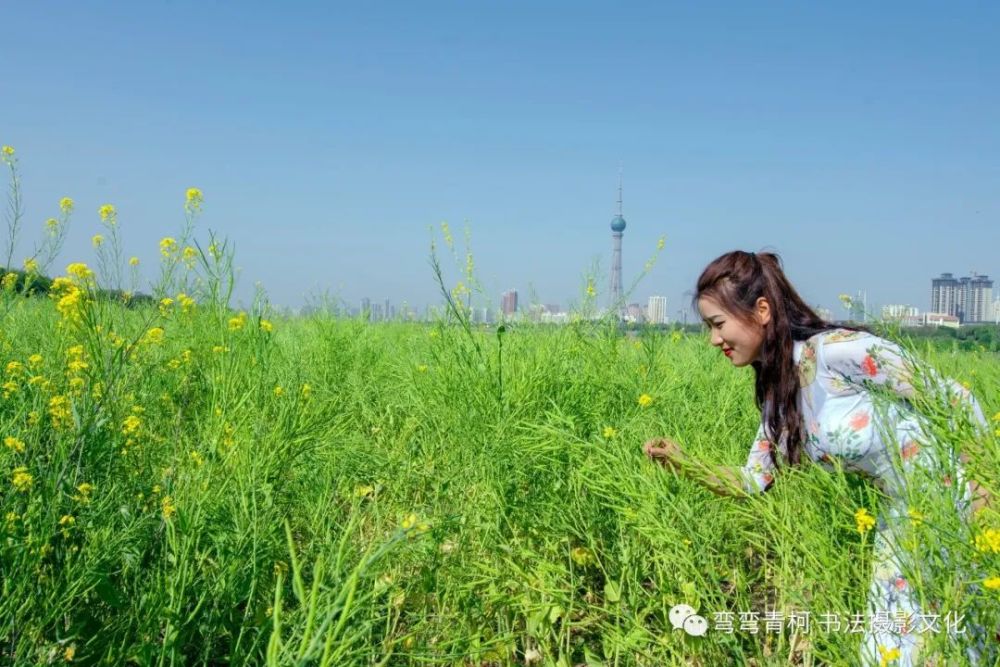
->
[642,251,993,666]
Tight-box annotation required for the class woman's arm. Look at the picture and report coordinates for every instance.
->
[643,438,752,498]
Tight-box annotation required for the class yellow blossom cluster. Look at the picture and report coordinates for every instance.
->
[22,257,38,273]
[59,197,74,214]
[975,528,1000,554]
[49,395,74,430]
[92,234,104,248]
[159,237,178,258]
[638,393,653,408]
[4,436,25,453]
[2,272,18,291]
[228,311,247,331]
[260,319,273,332]
[182,246,197,269]
[141,327,165,346]
[185,187,203,213]
[855,507,876,534]
[12,466,33,492]
[98,204,116,223]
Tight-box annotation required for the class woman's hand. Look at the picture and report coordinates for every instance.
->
[642,437,685,472]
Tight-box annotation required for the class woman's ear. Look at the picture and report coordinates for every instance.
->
[755,297,771,326]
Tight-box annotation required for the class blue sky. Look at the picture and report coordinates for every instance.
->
[4,1,999,317]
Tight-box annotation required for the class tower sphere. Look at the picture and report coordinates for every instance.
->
[610,214,627,232]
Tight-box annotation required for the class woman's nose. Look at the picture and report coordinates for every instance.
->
[710,330,723,347]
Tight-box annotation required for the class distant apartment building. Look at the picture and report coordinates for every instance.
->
[994,299,1000,324]
[625,303,645,323]
[931,272,993,323]
[500,289,518,317]
[881,304,921,327]
[647,296,668,325]
[923,312,960,329]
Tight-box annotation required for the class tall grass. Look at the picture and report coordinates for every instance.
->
[0,146,997,665]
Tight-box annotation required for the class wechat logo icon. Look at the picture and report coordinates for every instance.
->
[669,603,709,637]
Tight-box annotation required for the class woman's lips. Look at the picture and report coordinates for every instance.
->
[724,349,733,357]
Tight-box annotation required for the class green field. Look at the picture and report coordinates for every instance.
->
[1,155,998,665]
[2,278,999,665]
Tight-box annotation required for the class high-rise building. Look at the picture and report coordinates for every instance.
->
[609,174,626,318]
[931,273,958,317]
[961,273,992,323]
[930,272,993,323]
[360,297,371,321]
[501,289,518,317]
[647,296,668,324]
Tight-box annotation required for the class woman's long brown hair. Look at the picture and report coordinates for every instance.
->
[694,251,842,467]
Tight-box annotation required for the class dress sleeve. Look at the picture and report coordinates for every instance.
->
[740,422,780,494]
[818,332,987,426]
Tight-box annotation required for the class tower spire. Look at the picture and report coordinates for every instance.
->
[617,165,623,216]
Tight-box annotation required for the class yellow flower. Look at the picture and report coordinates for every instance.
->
[122,415,141,435]
[46,218,60,231]
[878,645,901,666]
[189,451,204,466]
[983,576,1000,590]
[228,311,247,331]
[975,528,1000,554]
[177,293,195,312]
[129,256,140,267]
[74,482,94,501]
[64,645,76,661]
[416,364,428,373]
[586,282,596,297]
[273,385,284,397]
[1,145,14,158]
[91,234,104,247]
[907,509,925,525]
[354,484,375,498]
[22,257,38,273]
[49,395,74,429]
[301,383,312,399]
[159,237,178,257]
[65,262,94,281]
[12,466,33,492]
[260,319,273,332]
[185,187,204,212]
[142,327,165,345]
[182,246,197,268]
[855,507,876,535]
[162,495,177,519]
[4,436,25,453]
[59,514,75,526]
[6,360,24,377]
[602,426,617,438]
[992,411,1000,422]
[59,197,74,214]
[98,204,116,222]
[657,236,666,250]
[570,546,594,566]
[638,393,653,408]
[212,345,229,354]
[27,354,42,368]
[401,513,418,530]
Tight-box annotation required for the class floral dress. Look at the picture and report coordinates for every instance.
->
[738,329,989,666]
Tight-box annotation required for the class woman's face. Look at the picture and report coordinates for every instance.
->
[696,295,770,367]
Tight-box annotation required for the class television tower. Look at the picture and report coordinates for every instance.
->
[609,172,626,316]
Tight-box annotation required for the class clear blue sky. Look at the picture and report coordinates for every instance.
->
[4,1,999,317]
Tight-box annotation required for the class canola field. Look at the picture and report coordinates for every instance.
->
[1,150,998,666]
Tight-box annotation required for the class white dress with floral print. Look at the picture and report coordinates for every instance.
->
[738,329,989,666]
